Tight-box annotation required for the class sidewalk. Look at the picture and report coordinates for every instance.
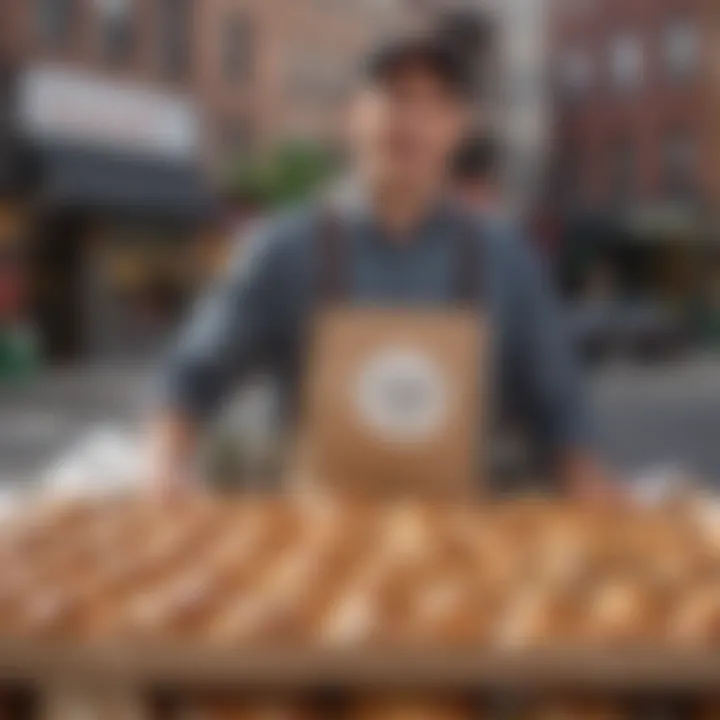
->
[0,364,153,486]
[590,355,720,482]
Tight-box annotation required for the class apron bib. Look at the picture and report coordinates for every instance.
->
[291,211,488,501]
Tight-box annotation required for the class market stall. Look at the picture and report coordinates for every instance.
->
[0,495,718,718]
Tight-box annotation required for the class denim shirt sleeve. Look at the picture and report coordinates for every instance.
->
[158,221,289,423]
[504,229,593,459]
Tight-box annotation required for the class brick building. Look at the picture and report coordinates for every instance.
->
[0,0,408,363]
[0,0,403,161]
[0,0,211,362]
[548,0,720,311]
[196,0,403,160]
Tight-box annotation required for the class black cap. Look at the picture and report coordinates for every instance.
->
[434,9,495,64]
[363,32,475,99]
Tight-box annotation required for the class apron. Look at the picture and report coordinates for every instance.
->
[291,210,488,502]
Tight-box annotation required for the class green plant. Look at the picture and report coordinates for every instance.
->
[227,140,335,207]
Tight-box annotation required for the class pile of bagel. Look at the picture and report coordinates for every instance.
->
[0,495,717,650]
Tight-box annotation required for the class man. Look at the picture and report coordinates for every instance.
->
[452,134,505,216]
[150,31,614,499]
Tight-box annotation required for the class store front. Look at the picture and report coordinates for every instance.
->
[559,205,716,297]
[84,217,200,359]
[557,203,720,350]
[3,64,214,363]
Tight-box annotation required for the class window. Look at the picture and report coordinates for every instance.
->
[608,33,644,90]
[664,19,698,81]
[552,138,582,207]
[222,14,254,83]
[286,52,347,106]
[557,48,592,97]
[221,118,254,159]
[609,135,636,205]
[575,0,594,13]
[663,130,696,200]
[95,0,135,65]
[157,0,193,80]
[36,0,76,48]
[555,0,594,16]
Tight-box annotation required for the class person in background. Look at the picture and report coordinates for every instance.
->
[452,134,506,217]
[148,27,617,501]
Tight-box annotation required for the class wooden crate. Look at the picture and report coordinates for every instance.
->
[1,497,718,717]
[0,643,718,719]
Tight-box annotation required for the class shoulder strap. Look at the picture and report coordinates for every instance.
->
[454,214,484,307]
[316,205,482,307]
[316,206,349,305]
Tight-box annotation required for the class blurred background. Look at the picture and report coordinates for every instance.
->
[0,0,719,487]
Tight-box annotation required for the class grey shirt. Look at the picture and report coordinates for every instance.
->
[160,200,591,472]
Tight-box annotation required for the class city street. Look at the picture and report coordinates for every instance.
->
[591,357,720,483]
[1,358,720,488]
[0,364,153,488]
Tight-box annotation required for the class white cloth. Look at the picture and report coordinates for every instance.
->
[42,425,145,498]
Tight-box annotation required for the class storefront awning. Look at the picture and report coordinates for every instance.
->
[621,202,711,241]
[34,145,215,221]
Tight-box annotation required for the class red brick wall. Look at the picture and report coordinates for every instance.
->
[549,0,718,212]
[0,0,195,89]
[1,0,405,169]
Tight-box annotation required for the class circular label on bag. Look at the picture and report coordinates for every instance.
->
[354,347,449,443]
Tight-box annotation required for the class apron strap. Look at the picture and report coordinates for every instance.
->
[316,207,349,305]
[317,206,483,307]
[453,216,483,307]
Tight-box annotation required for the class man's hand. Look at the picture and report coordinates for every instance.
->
[559,451,627,506]
[145,413,201,501]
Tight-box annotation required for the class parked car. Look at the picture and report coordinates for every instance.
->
[566,300,617,365]
[616,300,689,361]
[568,299,689,365]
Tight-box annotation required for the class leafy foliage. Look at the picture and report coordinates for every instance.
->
[226,141,336,207]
